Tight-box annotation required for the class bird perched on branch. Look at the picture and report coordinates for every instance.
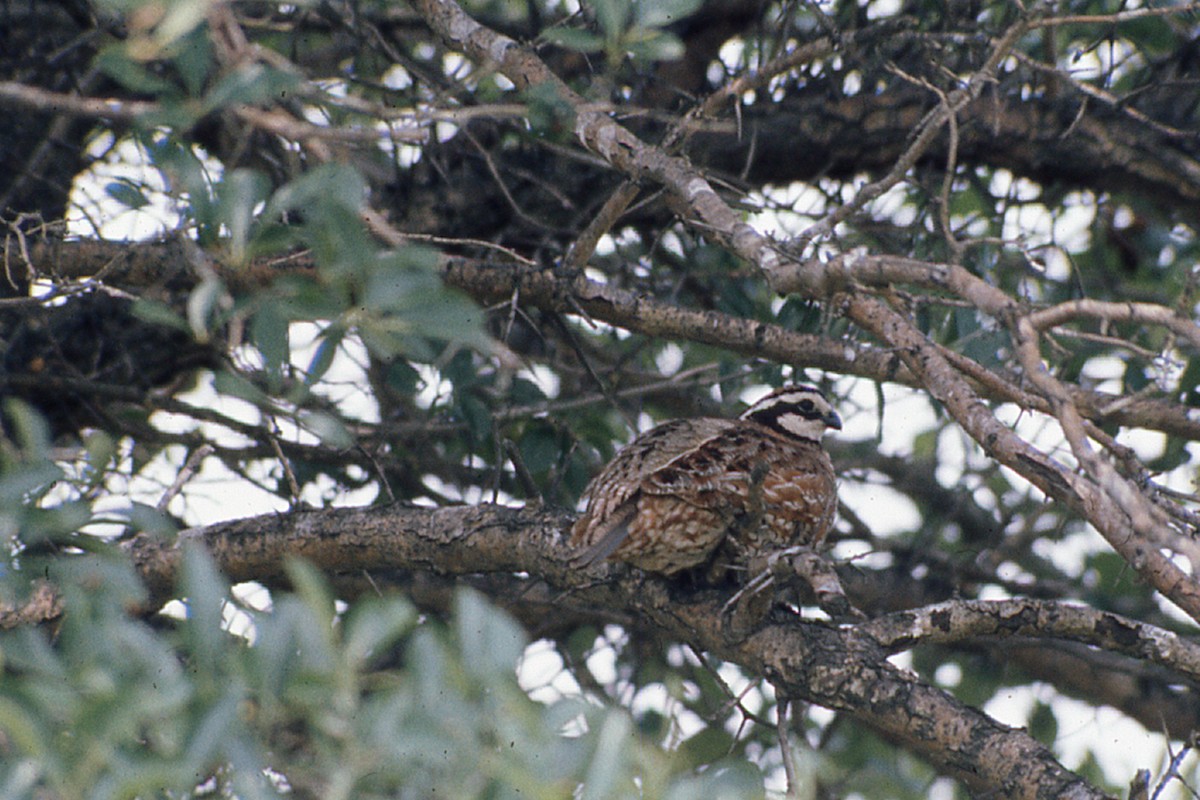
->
[570,385,842,579]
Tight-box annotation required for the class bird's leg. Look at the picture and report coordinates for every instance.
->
[722,546,863,638]
[768,546,863,622]
[722,567,773,613]
[720,579,770,640]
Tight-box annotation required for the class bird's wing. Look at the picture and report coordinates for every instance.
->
[570,418,735,551]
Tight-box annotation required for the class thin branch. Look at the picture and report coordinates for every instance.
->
[845,289,1200,623]
[1027,299,1200,350]
[18,239,1200,442]
[156,444,215,513]
[1026,5,1200,29]
[0,80,155,120]
[791,13,1031,251]
[862,598,1200,683]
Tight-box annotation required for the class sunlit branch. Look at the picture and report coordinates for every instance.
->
[862,598,1200,682]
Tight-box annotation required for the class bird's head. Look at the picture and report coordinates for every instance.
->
[739,385,842,441]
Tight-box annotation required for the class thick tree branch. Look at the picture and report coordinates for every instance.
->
[111,502,1111,799]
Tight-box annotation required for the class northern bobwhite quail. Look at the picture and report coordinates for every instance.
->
[570,385,842,576]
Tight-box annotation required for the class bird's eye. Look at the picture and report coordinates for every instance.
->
[799,399,814,412]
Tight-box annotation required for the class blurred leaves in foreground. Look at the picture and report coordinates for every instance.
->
[0,546,760,800]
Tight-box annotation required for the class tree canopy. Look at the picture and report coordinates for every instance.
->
[2,1,1200,798]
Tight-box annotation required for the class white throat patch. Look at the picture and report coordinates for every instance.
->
[772,411,829,441]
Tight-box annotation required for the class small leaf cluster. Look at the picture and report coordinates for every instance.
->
[542,0,703,68]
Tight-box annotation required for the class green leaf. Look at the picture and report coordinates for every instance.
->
[15,504,91,546]
[186,275,225,341]
[297,410,354,448]
[264,163,367,221]
[202,63,300,115]
[94,46,177,94]
[52,554,148,619]
[179,694,245,780]
[173,26,213,96]
[213,369,272,407]
[518,423,560,478]
[383,359,420,395]
[664,759,765,800]
[456,392,493,443]
[125,502,178,537]
[580,712,634,799]
[361,250,444,312]
[81,430,117,484]
[679,725,736,765]
[343,596,417,668]
[454,588,526,682]
[625,31,685,62]
[541,27,606,53]
[524,79,577,139]
[593,0,631,39]
[149,0,210,48]
[284,557,337,631]
[1,400,53,456]
[911,428,939,460]
[0,695,50,764]
[217,169,271,265]
[145,134,218,238]
[0,462,63,507]
[1028,700,1058,746]
[131,298,189,333]
[633,0,702,28]
[179,543,231,680]
[304,327,343,385]
[251,299,290,385]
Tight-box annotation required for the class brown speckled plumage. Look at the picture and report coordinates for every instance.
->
[570,386,841,576]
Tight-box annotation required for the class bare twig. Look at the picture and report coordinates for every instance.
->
[156,444,215,513]
[791,14,1031,251]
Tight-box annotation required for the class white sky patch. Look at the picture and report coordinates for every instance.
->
[837,481,920,537]
[1037,530,1100,578]
[989,169,1039,201]
[382,64,412,89]
[869,182,917,227]
[655,343,684,376]
[865,0,902,19]
[842,70,862,96]
[68,133,186,240]
[442,52,469,80]
[518,638,581,704]
[718,37,745,67]
[998,687,1174,783]
[977,583,1014,601]
[289,322,380,422]
[746,183,827,236]
[934,662,963,688]
[519,363,561,398]
[585,628,621,684]
[658,229,685,258]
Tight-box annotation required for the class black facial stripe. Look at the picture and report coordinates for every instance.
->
[745,397,828,427]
